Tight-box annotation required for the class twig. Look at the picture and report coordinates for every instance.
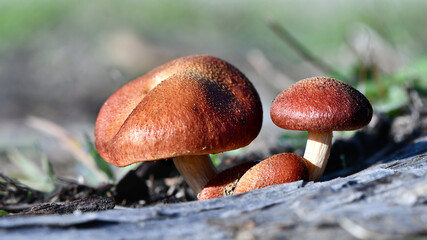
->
[246,49,295,91]
[0,171,44,206]
[17,196,115,215]
[267,19,348,81]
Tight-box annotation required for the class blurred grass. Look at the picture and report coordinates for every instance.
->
[5,148,55,192]
[2,1,427,60]
[84,134,114,181]
[2,0,427,97]
[278,132,308,150]
[0,1,72,52]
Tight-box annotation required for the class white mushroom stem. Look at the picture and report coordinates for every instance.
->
[173,155,218,194]
[303,131,333,181]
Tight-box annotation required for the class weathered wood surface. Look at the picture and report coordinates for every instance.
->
[1,136,426,240]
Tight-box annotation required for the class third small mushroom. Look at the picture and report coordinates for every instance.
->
[199,153,308,200]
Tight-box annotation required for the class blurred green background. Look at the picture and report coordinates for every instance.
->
[1,0,427,189]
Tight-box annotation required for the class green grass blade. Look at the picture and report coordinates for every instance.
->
[84,134,114,182]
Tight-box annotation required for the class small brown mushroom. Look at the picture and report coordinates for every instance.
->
[270,77,373,181]
[198,161,258,200]
[199,153,308,200]
[95,55,263,194]
[233,153,308,194]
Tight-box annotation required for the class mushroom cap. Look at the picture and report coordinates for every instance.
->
[198,161,258,200]
[95,55,263,167]
[233,153,308,194]
[270,77,373,132]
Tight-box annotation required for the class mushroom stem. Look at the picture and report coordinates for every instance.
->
[173,155,218,194]
[303,131,333,181]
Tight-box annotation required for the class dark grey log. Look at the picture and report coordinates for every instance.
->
[1,136,426,240]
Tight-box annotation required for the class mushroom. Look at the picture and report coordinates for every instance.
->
[198,161,258,200]
[95,55,263,194]
[270,77,373,181]
[199,153,308,200]
[234,153,308,194]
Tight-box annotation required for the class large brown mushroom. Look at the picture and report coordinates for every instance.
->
[270,77,373,181]
[95,55,263,194]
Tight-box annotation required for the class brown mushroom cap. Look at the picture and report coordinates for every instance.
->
[198,161,258,200]
[233,153,308,194]
[95,55,263,167]
[270,77,373,132]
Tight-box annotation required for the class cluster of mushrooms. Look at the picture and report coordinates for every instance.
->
[94,55,373,201]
